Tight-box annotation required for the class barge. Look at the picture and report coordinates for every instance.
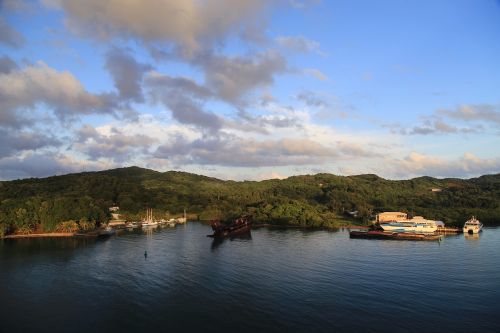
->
[349,230,442,241]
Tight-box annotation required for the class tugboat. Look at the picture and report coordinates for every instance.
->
[208,215,252,238]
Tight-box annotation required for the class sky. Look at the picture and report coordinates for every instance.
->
[0,0,499,181]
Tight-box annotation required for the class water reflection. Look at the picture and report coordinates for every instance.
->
[464,232,480,241]
[0,237,98,265]
[1,237,96,255]
[210,232,252,250]
[143,226,156,236]
[2,224,500,333]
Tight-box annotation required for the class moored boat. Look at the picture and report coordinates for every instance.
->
[380,216,439,233]
[141,208,158,227]
[176,208,187,224]
[98,226,116,238]
[126,221,140,229]
[463,216,483,234]
[208,215,252,238]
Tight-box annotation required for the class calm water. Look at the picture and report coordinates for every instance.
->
[1,223,499,333]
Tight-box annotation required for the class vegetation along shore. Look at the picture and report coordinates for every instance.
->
[1,166,499,238]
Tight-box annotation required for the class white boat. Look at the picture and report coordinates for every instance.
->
[463,216,483,234]
[176,208,187,224]
[141,208,158,227]
[142,221,158,227]
[380,216,438,233]
[126,221,140,229]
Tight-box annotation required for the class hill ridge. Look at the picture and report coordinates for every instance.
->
[1,167,499,236]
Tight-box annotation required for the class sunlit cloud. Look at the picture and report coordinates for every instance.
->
[437,104,500,124]
[303,68,328,81]
[43,0,272,57]
[388,152,500,178]
[0,0,498,180]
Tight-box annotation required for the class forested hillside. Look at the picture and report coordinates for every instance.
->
[1,167,499,236]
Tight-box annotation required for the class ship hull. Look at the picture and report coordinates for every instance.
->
[463,226,482,234]
[208,216,252,238]
[463,216,483,234]
[209,223,251,238]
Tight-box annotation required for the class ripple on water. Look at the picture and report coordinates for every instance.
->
[1,224,500,333]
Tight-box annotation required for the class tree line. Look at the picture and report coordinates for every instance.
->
[1,167,499,236]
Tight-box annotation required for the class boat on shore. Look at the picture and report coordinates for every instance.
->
[463,216,483,234]
[208,216,252,238]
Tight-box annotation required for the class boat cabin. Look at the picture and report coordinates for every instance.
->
[376,212,407,223]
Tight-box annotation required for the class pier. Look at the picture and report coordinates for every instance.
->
[436,227,462,233]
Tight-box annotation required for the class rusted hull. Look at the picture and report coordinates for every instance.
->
[350,230,442,241]
[208,223,252,238]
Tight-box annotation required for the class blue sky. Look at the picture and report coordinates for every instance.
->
[0,0,499,180]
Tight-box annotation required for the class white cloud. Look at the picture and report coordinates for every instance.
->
[437,104,500,124]
[288,0,322,10]
[74,125,157,162]
[155,134,337,167]
[388,152,500,178]
[44,0,271,57]
[0,129,61,158]
[276,35,324,55]
[105,47,152,102]
[0,17,25,48]
[0,55,18,74]
[0,152,114,180]
[386,103,500,136]
[398,120,479,135]
[201,51,288,104]
[255,171,288,180]
[303,68,328,81]
[0,61,118,126]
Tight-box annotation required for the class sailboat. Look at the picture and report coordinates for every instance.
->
[141,208,158,227]
[177,208,187,224]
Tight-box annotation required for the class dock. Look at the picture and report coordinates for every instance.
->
[349,230,442,241]
[436,227,462,233]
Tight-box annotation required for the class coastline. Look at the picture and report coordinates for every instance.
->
[3,232,76,239]
[1,223,370,239]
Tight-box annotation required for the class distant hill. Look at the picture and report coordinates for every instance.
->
[1,166,499,236]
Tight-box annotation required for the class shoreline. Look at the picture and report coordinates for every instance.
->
[3,232,76,239]
[1,224,371,239]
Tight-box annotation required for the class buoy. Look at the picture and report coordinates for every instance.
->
[144,250,148,258]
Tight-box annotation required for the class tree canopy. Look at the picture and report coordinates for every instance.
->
[1,167,499,236]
